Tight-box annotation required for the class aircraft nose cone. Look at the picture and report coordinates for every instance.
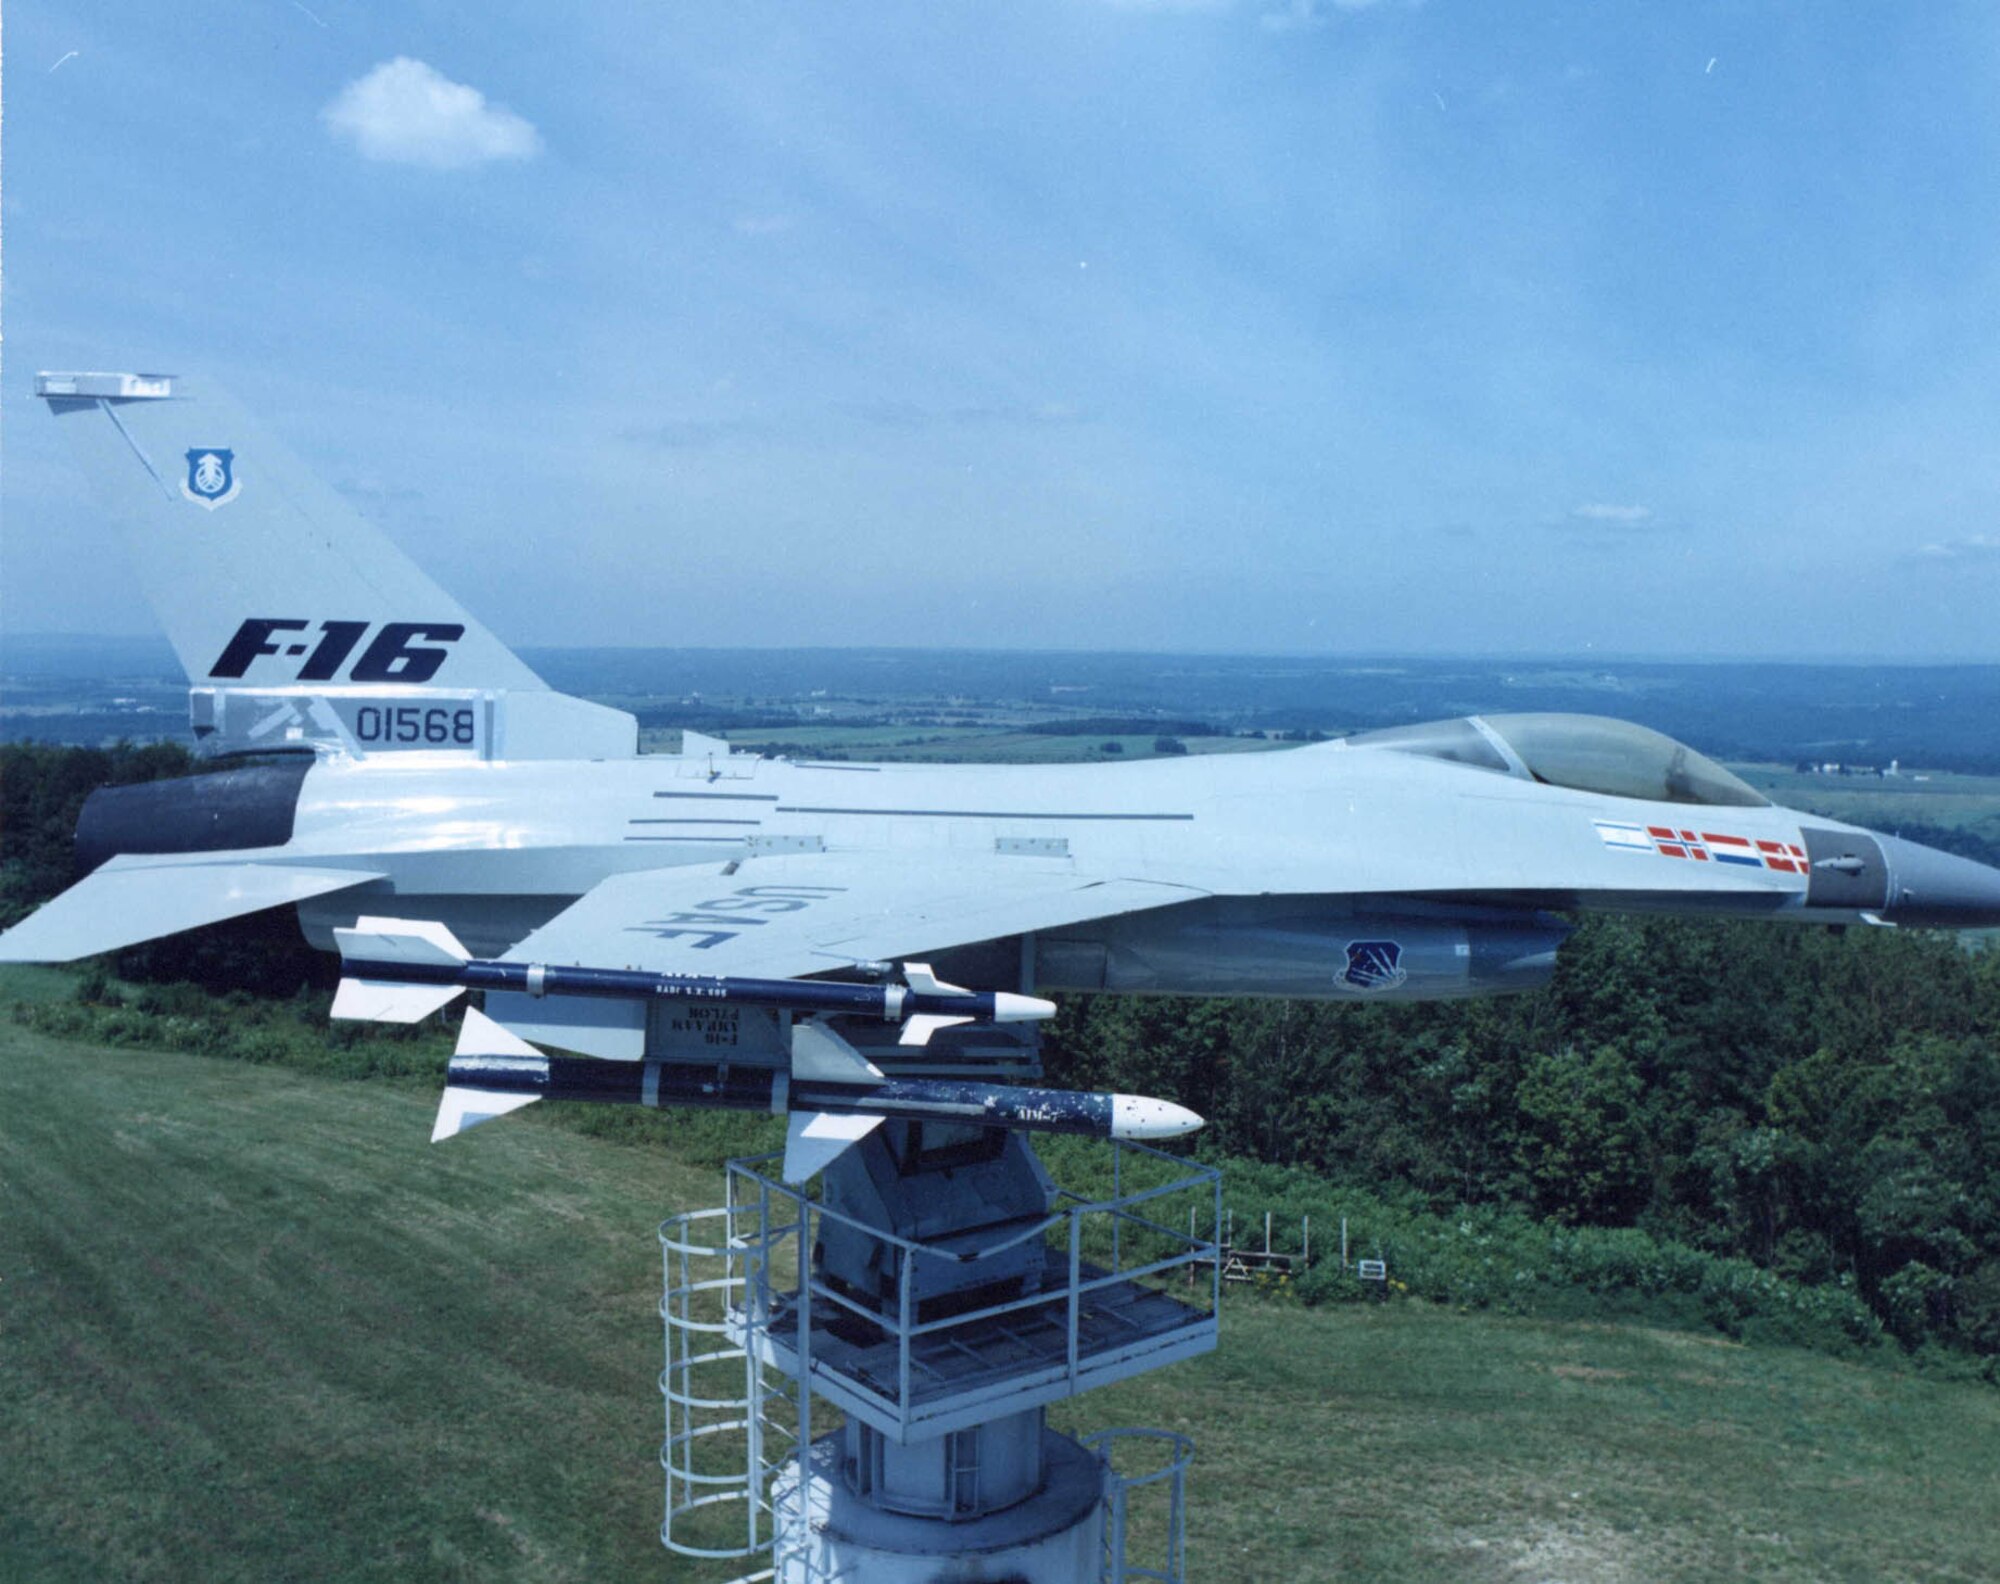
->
[1877,835,2000,928]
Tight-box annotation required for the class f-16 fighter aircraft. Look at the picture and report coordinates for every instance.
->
[9,373,2000,1173]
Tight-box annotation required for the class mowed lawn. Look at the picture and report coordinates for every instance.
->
[4,1022,1997,1583]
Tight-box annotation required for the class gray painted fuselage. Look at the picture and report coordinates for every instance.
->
[100,732,1993,1003]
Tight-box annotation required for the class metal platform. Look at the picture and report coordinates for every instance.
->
[726,1140,1221,1442]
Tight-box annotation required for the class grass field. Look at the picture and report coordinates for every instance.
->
[4,1021,1997,1583]
[1735,766,2000,852]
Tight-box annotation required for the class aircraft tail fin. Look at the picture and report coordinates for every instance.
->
[35,372,634,762]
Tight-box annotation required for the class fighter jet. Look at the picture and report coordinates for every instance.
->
[8,372,2000,1165]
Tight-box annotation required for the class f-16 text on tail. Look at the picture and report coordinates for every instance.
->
[9,372,2000,1172]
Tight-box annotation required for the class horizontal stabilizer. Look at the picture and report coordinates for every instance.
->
[331,978,463,1023]
[782,1110,885,1183]
[432,1085,541,1143]
[0,861,383,964]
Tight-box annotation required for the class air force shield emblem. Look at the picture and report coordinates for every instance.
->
[182,449,240,510]
[1342,939,1408,993]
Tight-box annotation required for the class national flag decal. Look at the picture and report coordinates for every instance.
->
[1594,820,1653,853]
[1701,832,1764,868]
[1594,821,1806,875]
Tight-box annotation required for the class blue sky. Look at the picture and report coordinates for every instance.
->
[6,1,1999,657]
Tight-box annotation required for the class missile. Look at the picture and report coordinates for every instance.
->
[434,1008,1204,1180]
[332,916,1054,1045]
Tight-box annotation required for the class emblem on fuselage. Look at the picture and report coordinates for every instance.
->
[1343,939,1408,992]
[182,449,239,510]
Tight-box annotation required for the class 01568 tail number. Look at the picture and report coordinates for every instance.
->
[353,705,477,746]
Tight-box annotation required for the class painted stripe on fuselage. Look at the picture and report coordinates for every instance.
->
[773,806,1194,821]
[628,818,764,825]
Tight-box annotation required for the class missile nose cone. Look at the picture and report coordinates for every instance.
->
[1876,834,2000,928]
[1109,1093,1206,1140]
[992,991,1059,1022]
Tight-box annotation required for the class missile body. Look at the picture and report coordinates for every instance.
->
[333,918,1052,1046]
[343,955,1049,1023]
[444,1051,1202,1144]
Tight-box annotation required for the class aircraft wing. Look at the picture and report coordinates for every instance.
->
[0,861,385,963]
[509,853,1204,979]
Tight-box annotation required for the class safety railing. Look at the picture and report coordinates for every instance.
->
[1085,1427,1194,1584]
[724,1138,1222,1440]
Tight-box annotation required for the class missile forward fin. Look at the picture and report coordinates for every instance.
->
[782,1111,886,1183]
[901,962,969,998]
[899,1012,975,1046]
[896,961,977,1045]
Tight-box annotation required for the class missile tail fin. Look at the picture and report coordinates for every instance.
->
[431,1085,541,1143]
[337,916,470,967]
[456,1006,543,1057]
[791,1017,885,1083]
[782,1111,885,1183]
[331,978,464,1023]
[332,916,473,1023]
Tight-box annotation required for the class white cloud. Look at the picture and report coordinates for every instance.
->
[1260,0,1387,31]
[1570,503,1654,524]
[322,58,541,171]
[1912,534,2000,563]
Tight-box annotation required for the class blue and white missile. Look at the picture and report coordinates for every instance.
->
[331,917,1054,1046]
[434,1007,1203,1181]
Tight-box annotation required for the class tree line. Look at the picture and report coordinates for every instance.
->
[1043,916,2000,1358]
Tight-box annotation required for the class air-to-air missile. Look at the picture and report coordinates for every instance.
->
[329,916,1052,1047]
[333,919,1198,1178]
[437,1045,1203,1148]
[434,1005,1202,1180]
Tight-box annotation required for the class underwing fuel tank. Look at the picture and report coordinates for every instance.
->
[1034,902,1571,1001]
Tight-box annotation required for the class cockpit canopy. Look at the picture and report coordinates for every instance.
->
[1344,713,1767,808]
